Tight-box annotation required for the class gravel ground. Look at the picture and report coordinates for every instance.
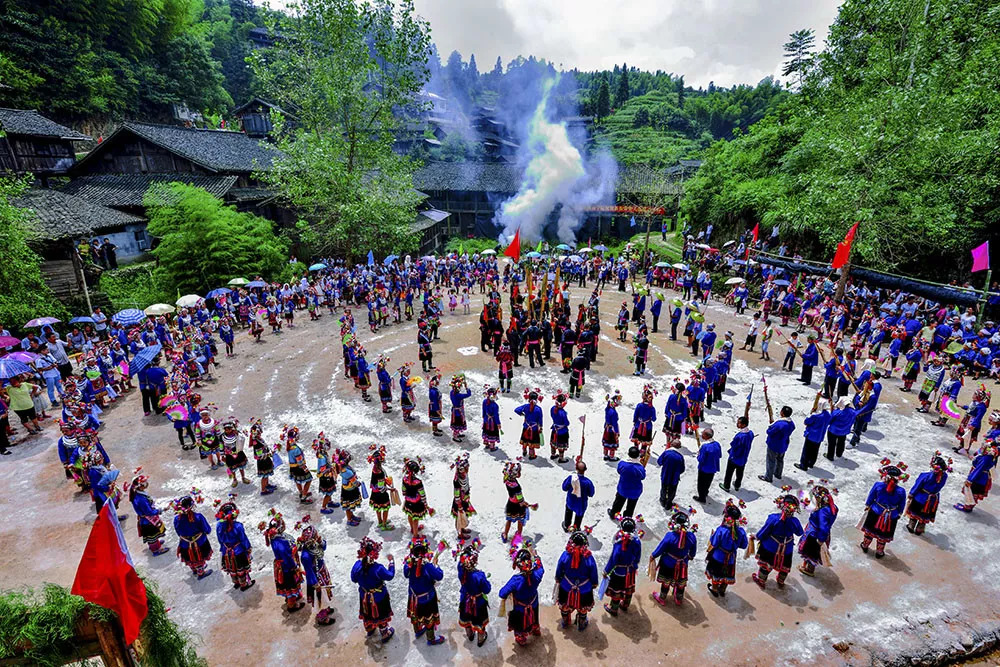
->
[3,285,999,666]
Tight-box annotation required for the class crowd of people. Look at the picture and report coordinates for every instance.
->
[1,232,997,649]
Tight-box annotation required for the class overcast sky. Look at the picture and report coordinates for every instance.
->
[411,0,842,88]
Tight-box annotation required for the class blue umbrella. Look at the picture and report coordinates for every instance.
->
[308,263,327,272]
[594,245,609,252]
[247,280,266,288]
[525,251,542,259]
[69,316,96,325]
[206,288,231,299]
[0,358,32,379]
[383,255,399,265]
[555,243,571,251]
[773,279,791,287]
[129,344,162,376]
[112,309,146,326]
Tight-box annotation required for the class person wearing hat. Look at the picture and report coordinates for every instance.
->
[650,509,698,606]
[501,461,537,543]
[602,391,623,461]
[700,323,717,359]
[905,453,951,534]
[798,484,838,576]
[351,536,395,640]
[457,540,492,647]
[954,385,990,456]
[602,515,644,616]
[404,536,446,646]
[616,302,630,342]
[706,499,749,596]
[694,428,722,503]
[128,469,169,556]
[608,446,646,519]
[215,497,255,591]
[376,356,394,413]
[481,385,501,451]
[669,300,683,341]
[555,529,599,631]
[859,459,909,559]
[259,511,305,612]
[799,334,819,385]
[562,459,595,532]
[514,389,544,459]
[499,543,545,645]
[954,441,998,513]
[752,493,803,589]
[916,356,946,413]
[449,375,472,443]
[900,341,924,391]
[172,492,213,580]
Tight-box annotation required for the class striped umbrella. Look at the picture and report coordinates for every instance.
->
[0,358,32,379]
[112,308,146,326]
[7,351,37,363]
[128,345,162,376]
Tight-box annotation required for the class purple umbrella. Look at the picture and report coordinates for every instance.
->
[0,358,32,379]
[0,336,20,347]
[24,317,60,327]
[6,351,37,363]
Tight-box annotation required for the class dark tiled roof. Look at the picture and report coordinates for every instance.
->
[231,97,296,119]
[62,173,237,207]
[226,187,277,203]
[0,108,90,140]
[77,122,279,173]
[16,188,143,242]
[679,159,703,168]
[413,161,683,196]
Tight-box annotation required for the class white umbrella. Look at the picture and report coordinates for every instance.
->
[725,277,746,286]
[481,249,496,255]
[672,263,689,271]
[144,303,175,316]
[577,247,593,253]
[176,294,203,308]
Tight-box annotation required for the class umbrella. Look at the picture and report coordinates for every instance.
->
[205,288,231,299]
[129,344,162,376]
[732,259,747,266]
[176,294,202,308]
[0,335,20,347]
[672,263,689,271]
[594,245,609,251]
[246,280,266,288]
[655,262,670,268]
[578,247,593,253]
[773,279,791,287]
[671,298,685,307]
[112,308,146,326]
[24,317,60,327]
[144,303,175,316]
[382,255,399,266]
[97,468,120,488]
[691,313,706,323]
[69,316,96,325]
[526,251,542,259]
[725,277,746,286]
[0,358,32,379]
[481,249,496,255]
[555,243,571,251]
[309,263,328,271]
[7,351,37,363]
[722,240,736,249]
[421,256,436,261]
[696,243,713,250]
[227,278,248,286]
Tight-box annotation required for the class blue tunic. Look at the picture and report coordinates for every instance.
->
[727,429,755,467]
[550,405,569,436]
[458,566,492,623]
[765,419,796,454]
[651,531,697,570]
[656,449,685,485]
[664,394,689,429]
[498,565,544,613]
[216,520,252,557]
[969,453,997,487]
[603,538,642,576]
[350,559,395,604]
[755,513,803,569]
[697,440,722,474]
[631,402,657,438]
[803,410,832,442]
[555,551,599,594]
[865,481,907,519]
[802,506,837,543]
[909,471,947,508]
[616,460,646,499]
[404,560,443,603]
[130,491,160,532]
[707,525,749,566]
[562,474,596,515]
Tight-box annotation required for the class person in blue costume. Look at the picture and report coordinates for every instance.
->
[481,385,502,451]
[355,345,372,403]
[705,499,749,597]
[421,371,441,436]
[351,536,395,642]
[955,384,990,457]
[630,384,657,453]
[404,536,446,646]
[499,543,544,646]
[661,382,689,460]
[501,460,538,543]
[555,529,599,631]
[336,448,364,526]
[721,401,754,492]
[399,363,417,423]
[171,491,213,579]
[752,492,803,590]
[214,497,255,591]
[602,515,644,616]
[657,436,685,508]
[457,540,492,647]
[259,511,305,612]
[449,374,472,442]
[562,459,595,532]
[859,459,909,559]
[86,453,123,517]
[451,453,476,540]
[549,391,571,462]
[376,355,393,413]
[798,484,838,577]
[650,508,698,606]
[905,453,951,534]
[298,522,336,625]
[127,469,169,555]
[514,389,544,459]
[954,440,999,513]
[283,425,313,505]
[602,390,623,461]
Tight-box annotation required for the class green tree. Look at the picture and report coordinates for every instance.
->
[782,28,816,90]
[676,75,685,108]
[596,77,611,120]
[143,183,288,293]
[614,62,630,107]
[249,0,429,260]
[633,107,650,128]
[0,177,67,327]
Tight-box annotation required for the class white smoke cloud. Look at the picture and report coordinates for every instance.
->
[496,76,585,244]
[557,150,618,244]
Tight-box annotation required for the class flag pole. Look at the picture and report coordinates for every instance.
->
[977,268,993,328]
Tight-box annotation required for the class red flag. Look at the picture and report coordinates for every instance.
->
[831,221,860,270]
[71,501,148,644]
[746,223,759,260]
[503,228,521,262]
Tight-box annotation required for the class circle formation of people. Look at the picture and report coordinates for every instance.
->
[5,236,997,649]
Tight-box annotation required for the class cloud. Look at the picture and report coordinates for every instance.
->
[412,0,842,87]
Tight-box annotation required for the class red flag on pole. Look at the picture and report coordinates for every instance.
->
[503,228,521,262]
[746,223,759,260]
[831,221,860,270]
[71,501,149,644]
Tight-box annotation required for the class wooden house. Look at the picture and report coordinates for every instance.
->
[232,97,296,139]
[0,108,90,182]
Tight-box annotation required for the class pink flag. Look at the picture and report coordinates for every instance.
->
[972,241,990,273]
